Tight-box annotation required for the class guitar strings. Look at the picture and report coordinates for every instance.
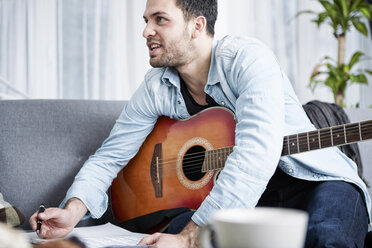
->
[167,126,372,176]
[159,123,372,165]
[159,124,372,167]
[283,122,372,148]
[155,123,372,173]
[163,129,372,176]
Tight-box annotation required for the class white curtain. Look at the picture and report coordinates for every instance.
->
[1,0,371,107]
[0,0,149,100]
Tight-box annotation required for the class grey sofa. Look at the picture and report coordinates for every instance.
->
[0,100,371,243]
[0,100,126,230]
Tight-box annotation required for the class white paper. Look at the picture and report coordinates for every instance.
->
[26,222,149,248]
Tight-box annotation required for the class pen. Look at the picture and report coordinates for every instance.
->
[36,203,45,234]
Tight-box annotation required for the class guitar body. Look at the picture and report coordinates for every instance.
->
[110,107,236,223]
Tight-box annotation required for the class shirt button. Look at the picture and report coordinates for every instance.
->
[177,100,181,104]
[288,169,293,173]
[221,101,225,106]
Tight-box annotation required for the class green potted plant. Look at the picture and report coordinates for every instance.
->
[298,0,372,107]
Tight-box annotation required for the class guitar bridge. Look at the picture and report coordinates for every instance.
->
[151,143,163,198]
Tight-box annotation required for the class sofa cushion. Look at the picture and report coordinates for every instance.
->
[0,192,25,226]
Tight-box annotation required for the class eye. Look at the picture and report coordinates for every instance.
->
[156,16,166,23]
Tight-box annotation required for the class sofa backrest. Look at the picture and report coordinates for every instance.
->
[0,100,126,230]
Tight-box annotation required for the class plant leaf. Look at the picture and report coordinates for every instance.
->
[359,7,371,20]
[350,0,363,12]
[351,18,368,36]
[348,51,364,68]
[296,10,315,18]
[323,55,336,62]
[316,12,329,27]
[338,0,349,18]
[319,0,338,20]
[366,70,372,75]
[350,74,368,84]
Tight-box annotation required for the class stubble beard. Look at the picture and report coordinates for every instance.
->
[149,31,194,68]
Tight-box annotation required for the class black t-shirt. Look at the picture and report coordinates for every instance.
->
[180,77,219,115]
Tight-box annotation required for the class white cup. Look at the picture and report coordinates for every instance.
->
[199,207,308,248]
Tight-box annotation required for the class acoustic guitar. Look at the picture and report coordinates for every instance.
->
[110,107,372,223]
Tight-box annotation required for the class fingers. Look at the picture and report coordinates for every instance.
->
[29,211,38,231]
[37,221,50,239]
[29,207,67,238]
[138,232,162,245]
[38,207,62,221]
[31,207,59,231]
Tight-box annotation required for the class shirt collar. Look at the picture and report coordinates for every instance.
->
[161,67,180,88]
[206,38,220,86]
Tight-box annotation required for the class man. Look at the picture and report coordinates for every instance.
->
[30,0,371,247]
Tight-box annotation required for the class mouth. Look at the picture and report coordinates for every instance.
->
[147,42,162,56]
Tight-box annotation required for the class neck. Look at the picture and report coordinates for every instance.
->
[176,38,213,97]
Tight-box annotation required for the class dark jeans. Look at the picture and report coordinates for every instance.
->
[167,168,369,248]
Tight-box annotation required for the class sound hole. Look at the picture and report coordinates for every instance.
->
[183,145,206,181]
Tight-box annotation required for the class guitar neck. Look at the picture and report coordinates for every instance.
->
[202,120,372,172]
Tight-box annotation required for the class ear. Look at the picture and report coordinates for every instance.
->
[191,16,207,39]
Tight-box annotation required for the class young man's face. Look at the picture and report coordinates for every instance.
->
[143,0,194,68]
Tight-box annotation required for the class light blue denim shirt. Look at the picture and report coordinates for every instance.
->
[61,35,371,225]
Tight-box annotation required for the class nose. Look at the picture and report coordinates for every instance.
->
[143,22,156,38]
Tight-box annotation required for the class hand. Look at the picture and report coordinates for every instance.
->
[138,221,200,248]
[29,198,88,239]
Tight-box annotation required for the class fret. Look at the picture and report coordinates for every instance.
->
[307,132,310,151]
[205,151,211,171]
[287,135,290,155]
[222,148,228,168]
[288,134,299,154]
[212,150,215,170]
[331,126,345,146]
[318,129,321,148]
[296,134,300,153]
[215,149,219,169]
[359,122,362,141]
[217,149,221,169]
[344,125,347,144]
[220,149,223,168]
[298,132,309,153]
[281,137,289,156]
[345,122,361,143]
[226,147,232,163]
[330,127,334,146]
[220,149,224,168]
[203,150,207,172]
[222,149,226,167]
[211,149,214,170]
[361,120,372,140]
[208,150,211,171]
[308,130,320,150]
[319,128,332,148]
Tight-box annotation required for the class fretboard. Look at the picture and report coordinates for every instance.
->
[201,120,372,172]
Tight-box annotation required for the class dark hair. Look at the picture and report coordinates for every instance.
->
[175,0,218,36]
